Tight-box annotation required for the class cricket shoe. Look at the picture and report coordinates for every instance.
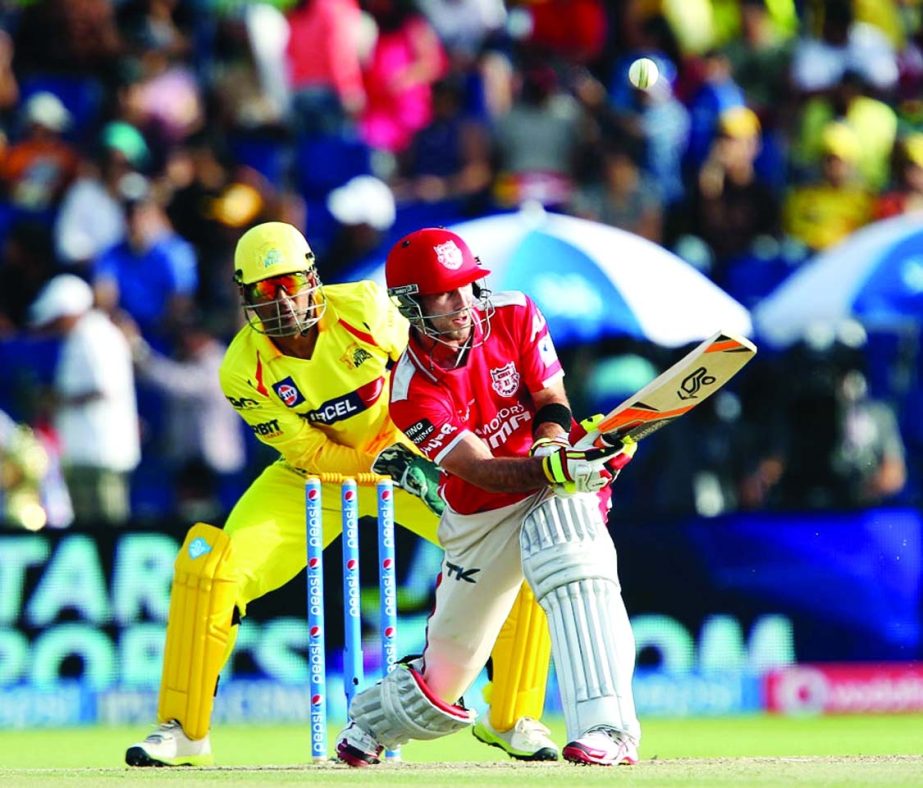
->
[562,726,638,766]
[473,716,559,761]
[336,721,384,767]
[125,720,214,767]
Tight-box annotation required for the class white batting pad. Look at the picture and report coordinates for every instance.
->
[521,495,640,742]
[348,661,476,750]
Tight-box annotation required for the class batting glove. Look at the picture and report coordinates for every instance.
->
[539,443,624,493]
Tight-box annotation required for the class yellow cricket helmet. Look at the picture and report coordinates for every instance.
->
[233,221,316,285]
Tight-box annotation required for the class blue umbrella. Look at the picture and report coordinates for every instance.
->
[354,209,751,347]
[754,215,923,347]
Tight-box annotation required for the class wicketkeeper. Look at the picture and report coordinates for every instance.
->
[336,228,641,767]
[125,222,557,766]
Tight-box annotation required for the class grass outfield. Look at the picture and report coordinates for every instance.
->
[0,715,921,785]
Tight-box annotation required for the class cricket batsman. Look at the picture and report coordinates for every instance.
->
[125,222,557,766]
[335,228,641,767]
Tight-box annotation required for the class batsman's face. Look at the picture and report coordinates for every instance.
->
[420,285,474,343]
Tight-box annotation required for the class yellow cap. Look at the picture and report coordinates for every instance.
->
[904,133,923,168]
[233,222,315,285]
[820,122,860,162]
[718,106,761,139]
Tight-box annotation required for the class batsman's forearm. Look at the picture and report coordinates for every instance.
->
[461,457,547,493]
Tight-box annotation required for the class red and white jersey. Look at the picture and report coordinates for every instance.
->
[389,291,564,515]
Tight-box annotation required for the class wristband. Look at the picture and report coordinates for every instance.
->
[532,402,572,437]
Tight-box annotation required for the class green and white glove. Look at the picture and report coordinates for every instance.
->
[372,443,445,516]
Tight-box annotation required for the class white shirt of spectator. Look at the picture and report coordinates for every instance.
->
[54,177,126,264]
[791,21,899,93]
[54,310,141,472]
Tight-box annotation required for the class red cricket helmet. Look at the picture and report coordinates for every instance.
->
[385,227,494,345]
[385,228,490,300]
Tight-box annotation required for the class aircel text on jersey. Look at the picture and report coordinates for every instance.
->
[475,404,532,450]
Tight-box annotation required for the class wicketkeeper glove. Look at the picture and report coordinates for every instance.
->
[372,443,445,516]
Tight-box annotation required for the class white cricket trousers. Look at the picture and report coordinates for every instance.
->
[421,493,544,703]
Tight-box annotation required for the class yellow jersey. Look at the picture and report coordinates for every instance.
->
[220,281,411,475]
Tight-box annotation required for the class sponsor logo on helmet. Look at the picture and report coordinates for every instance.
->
[434,240,463,270]
[273,377,306,407]
[489,362,521,397]
[262,248,281,268]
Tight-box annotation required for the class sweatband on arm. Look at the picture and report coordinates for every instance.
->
[532,402,572,436]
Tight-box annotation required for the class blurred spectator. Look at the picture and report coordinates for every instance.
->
[719,0,795,115]
[684,48,747,171]
[782,122,873,253]
[743,329,907,510]
[519,0,607,66]
[393,75,492,210]
[122,314,246,521]
[117,52,204,148]
[163,131,269,333]
[54,121,150,270]
[606,54,690,208]
[416,0,507,65]
[0,30,20,115]
[874,133,923,219]
[28,274,140,525]
[359,0,448,154]
[0,220,57,335]
[568,136,662,243]
[285,0,369,137]
[93,174,198,350]
[13,0,123,76]
[791,69,898,191]
[323,174,395,276]
[790,0,899,95]
[0,92,80,212]
[683,106,778,278]
[117,0,192,62]
[491,61,584,209]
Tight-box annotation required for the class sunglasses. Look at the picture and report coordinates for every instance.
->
[243,271,314,304]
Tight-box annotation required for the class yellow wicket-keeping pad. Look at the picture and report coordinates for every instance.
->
[159,523,237,741]
[485,582,551,732]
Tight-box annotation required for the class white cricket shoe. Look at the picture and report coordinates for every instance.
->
[473,716,559,761]
[562,726,639,766]
[336,721,384,767]
[125,720,214,767]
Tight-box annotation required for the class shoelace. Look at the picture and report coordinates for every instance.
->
[513,717,552,738]
[146,720,180,743]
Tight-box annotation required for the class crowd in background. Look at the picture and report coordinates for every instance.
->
[0,0,920,530]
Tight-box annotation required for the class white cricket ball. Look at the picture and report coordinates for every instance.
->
[628,58,659,90]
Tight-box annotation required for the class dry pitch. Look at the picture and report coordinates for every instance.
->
[1,715,921,786]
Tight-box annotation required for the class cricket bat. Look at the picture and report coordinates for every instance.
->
[575,330,757,449]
